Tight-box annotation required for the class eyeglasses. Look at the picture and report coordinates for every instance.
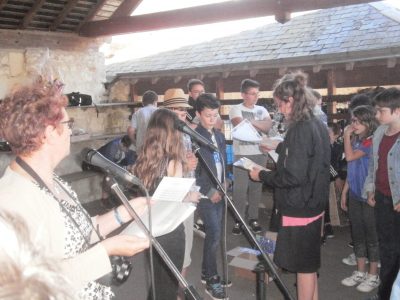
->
[60,118,74,130]
[350,118,361,125]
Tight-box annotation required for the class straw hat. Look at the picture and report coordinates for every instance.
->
[163,88,192,108]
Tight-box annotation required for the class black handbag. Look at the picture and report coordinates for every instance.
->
[67,92,92,106]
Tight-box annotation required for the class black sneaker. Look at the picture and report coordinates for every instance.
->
[324,223,334,238]
[201,274,232,287]
[249,219,262,234]
[232,223,241,235]
[205,276,229,300]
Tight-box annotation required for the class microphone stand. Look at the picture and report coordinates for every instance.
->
[105,176,202,300]
[192,141,294,300]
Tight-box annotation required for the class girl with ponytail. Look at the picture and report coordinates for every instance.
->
[249,71,331,300]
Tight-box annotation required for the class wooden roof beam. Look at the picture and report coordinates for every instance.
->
[76,0,109,32]
[80,0,379,37]
[20,0,46,29]
[111,0,143,18]
[50,0,79,31]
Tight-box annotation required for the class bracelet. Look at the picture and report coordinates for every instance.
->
[113,207,124,226]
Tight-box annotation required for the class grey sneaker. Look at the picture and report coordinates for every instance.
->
[201,274,232,287]
[341,271,366,287]
[206,276,229,300]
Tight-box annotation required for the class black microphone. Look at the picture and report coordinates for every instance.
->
[81,148,142,186]
[175,119,219,152]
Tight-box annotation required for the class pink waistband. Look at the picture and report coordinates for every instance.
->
[282,212,324,227]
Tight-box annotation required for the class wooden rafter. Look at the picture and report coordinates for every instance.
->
[79,0,380,37]
[50,0,79,31]
[111,0,143,19]
[76,0,109,32]
[20,0,46,29]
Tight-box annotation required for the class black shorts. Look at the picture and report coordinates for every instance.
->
[273,217,322,273]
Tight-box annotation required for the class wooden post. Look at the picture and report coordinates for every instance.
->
[130,82,138,103]
[216,78,225,100]
[327,70,337,115]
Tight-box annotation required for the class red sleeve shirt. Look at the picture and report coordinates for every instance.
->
[376,131,400,196]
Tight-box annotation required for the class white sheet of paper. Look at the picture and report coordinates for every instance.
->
[233,157,270,172]
[121,201,196,238]
[152,177,196,202]
[260,136,283,163]
[231,119,262,142]
[267,151,279,163]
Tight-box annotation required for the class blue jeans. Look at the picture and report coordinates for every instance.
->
[197,197,224,278]
[391,270,400,300]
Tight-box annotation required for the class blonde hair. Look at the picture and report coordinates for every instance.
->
[0,211,73,300]
[133,109,187,190]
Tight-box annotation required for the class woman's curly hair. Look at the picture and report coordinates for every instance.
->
[0,80,67,155]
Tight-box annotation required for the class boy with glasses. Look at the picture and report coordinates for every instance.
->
[229,79,272,234]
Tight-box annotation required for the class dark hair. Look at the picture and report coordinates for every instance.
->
[142,90,158,106]
[349,94,372,112]
[327,122,342,136]
[273,71,316,123]
[352,105,378,138]
[196,93,220,112]
[240,79,260,93]
[121,135,132,148]
[373,87,400,112]
[187,79,204,92]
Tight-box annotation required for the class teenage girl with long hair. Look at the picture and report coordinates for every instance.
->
[340,105,380,293]
[133,108,199,300]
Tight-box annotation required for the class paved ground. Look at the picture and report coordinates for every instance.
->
[86,187,379,300]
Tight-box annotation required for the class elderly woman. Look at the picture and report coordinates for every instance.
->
[0,80,149,299]
[249,71,330,300]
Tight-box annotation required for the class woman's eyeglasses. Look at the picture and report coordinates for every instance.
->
[350,118,361,125]
[60,118,74,130]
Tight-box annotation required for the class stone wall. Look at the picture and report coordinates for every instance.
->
[0,29,108,102]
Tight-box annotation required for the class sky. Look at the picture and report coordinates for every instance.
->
[102,0,400,64]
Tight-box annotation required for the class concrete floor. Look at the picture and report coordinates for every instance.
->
[85,188,379,300]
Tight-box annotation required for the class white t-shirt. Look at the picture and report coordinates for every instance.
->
[229,103,270,155]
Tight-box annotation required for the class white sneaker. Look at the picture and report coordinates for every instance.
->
[342,253,370,266]
[342,253,357,266]
[356,274,380,293]
[341,271,366,287]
